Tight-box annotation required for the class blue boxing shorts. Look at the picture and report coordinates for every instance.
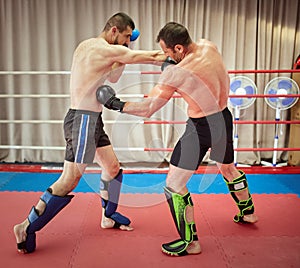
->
[170,107,234,170]
[63,109,111,164]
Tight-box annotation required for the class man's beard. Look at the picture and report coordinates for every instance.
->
[114,36,127,47]
[113,36,119,45]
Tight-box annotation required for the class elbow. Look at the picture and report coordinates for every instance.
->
[133,106,155,118]
[143,110,155,118]
[132,108,154,118]
[107,76,120,83]
[124,99,159,118]
[143,99,162,118]
[143,105,157,118]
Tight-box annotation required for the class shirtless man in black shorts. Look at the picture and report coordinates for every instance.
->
[97,22,258,257]
[13,12,165,254]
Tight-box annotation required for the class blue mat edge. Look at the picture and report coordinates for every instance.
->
[0,172,299,197]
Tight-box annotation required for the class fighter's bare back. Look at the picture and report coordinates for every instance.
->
[159,39,230,118]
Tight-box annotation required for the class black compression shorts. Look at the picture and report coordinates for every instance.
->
[63,109,111,163]
[170,107,234,170]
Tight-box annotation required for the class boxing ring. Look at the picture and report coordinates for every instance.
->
[0,69,300,267]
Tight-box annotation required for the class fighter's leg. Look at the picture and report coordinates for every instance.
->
[14,161,86,253]
[218,163,258,223]
[94,145,133,231]
[162,165,201,256]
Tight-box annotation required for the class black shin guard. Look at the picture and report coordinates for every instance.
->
[223,170,255,222]
[162,187,198,256]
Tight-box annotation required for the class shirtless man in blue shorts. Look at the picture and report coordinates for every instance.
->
[13,12,165,254]
[97,22,258,257]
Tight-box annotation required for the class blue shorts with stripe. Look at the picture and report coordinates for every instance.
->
[63,109,111,164]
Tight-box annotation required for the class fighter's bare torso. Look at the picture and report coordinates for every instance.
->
[69,37,115,112]
[69,35,163,112]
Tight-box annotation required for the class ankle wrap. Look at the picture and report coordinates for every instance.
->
[233,196,254,222]
[224,170,255,222]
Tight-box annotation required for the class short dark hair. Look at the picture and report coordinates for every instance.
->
[156,22,192,49]
[103,12,135,32]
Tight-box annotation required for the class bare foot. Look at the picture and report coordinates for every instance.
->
[186,241,201,255]
[243,214,258,223]
[101,216,133,231]
[13,220,29,253]
[162,240,201,256]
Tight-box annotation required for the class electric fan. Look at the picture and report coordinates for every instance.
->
[228,76,257,166]
[263,77,299,166]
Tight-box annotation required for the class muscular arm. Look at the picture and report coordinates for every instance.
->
[106,45,165,83]
[122,84,175,118]
[107,62,126,83]
[109,45,165,65]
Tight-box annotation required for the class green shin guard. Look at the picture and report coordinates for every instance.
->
[162,187,198,256]
[224,170,255,223]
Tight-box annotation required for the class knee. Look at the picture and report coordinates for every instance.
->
[166,176,186,194]
[166,173,177,189]
[217,163,239,181]
[165,177,173,189]
[219,166,229,178]
[52,180,77,196]
[112,162,121,177]
[104,162,121,179]
[52,172,81,196]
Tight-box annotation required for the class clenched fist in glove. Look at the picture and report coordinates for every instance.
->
[96,85,126,112]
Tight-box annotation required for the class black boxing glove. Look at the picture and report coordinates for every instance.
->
[161,56,177,71]
[96,85,125,112]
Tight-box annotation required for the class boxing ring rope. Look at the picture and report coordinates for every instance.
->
[1,69,300,163]
[1,69,300,75]
[1,93,300,99]
[0,145,300,152]
[0,120,300,125]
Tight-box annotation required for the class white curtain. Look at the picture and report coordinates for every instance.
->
[0,0,299,165]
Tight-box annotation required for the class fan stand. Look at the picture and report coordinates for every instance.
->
[261,77,299,167]
[229,76,257,167]
[232,105,251,167]
[233,106,240,166]
[261,106,287,167]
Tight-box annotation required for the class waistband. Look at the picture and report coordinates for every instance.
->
[67,108,102,116]
[189,107,229,123]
